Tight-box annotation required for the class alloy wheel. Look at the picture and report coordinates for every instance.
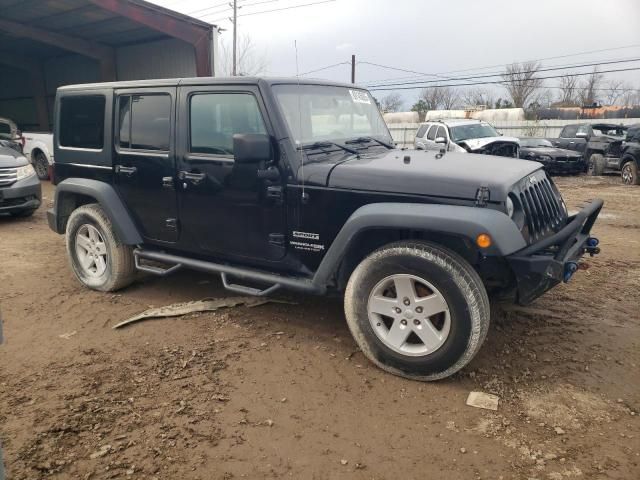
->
[75,224,108,277]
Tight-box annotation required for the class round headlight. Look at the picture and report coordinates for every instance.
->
[506,196,514,218]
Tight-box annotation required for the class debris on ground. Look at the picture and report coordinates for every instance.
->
[113,297,294,329]
[58,331,77,340]
[466,391,500,411]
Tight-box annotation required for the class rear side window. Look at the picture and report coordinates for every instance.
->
[427,125,437,140]
[118,94,171,151]
[189,92,266,156]
[59,95,105,149]
[560,125,578,138]
[416,124,428,138]
[436,126,447,140]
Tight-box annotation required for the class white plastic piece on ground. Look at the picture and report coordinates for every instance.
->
[466,391,499,411]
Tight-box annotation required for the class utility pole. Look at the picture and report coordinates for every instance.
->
[351,54,355,84]
[232,0,237,76]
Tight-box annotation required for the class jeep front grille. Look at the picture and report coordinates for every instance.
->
[0,167,18,187]
[519,177,566,242]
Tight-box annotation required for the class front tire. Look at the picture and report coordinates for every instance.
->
[587,153,605,176]
[621,161,639,185]
[66,204,136,292]
[344,241,489,381]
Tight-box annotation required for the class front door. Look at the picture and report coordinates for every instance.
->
[114,88,178,243]
[176,85,286,261]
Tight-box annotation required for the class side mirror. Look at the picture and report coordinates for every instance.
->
[575,132,588,139]
[434,136,447,144]
[233,133,271,163]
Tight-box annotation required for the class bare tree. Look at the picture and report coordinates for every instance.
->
[501,61,543,107]
[439,86,460,110]
[578,68,603,106]
[621,87,640,107]
[219,35,268,76]
[379,93,403,112]
[418,86,459,110]
[460,88,495,109]
[557,75,579,106]
[603,79,632,106]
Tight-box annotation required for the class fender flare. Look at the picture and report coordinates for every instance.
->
[30,145,53,164]
[312,202,526,286]
[50,178,142,245]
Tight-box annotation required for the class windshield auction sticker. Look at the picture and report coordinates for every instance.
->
[349,89,371,104]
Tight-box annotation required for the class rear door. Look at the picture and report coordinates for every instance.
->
[114,88,179,243]
[176,84,286,261]
[555,125,577,149]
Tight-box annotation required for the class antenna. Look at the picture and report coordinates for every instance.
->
[295,40,305,202]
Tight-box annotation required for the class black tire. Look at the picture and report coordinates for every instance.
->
[344,241,490,381]
[587,153,605,176]
[65,204,136,292]
[10,208,36,218]
[621,160,639,185]
[33,151,49,180]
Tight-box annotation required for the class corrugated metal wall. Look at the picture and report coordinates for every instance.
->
[0,38,197,131]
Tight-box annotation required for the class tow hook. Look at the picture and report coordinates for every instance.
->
[585,237,600,256]
[563,262,578,283]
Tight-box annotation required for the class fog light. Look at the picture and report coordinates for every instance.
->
[476,233,492,248]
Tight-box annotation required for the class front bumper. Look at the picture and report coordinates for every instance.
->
[0,174,42,214]
[541,159,586,175]
[507,199,603,305]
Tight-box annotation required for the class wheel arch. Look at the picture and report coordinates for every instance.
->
[312,203,526,290]
[50,179,142,244]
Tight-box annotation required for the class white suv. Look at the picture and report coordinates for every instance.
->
[414,119,520,157]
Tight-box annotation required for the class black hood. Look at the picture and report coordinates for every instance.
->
[0,146,28,168]
[521,146,582,158]
[299,149,542,201]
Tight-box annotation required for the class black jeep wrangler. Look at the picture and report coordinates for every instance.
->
[47,78,602,381]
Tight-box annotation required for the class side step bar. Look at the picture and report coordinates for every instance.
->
[133,248,324,296]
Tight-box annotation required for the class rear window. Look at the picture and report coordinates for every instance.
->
[59,95,105,150]
[118,94,171,151]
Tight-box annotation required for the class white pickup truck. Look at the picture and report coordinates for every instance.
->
[23,131,54,180]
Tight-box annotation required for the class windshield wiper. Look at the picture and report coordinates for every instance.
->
[299,141,359,155]
[345,136,394,149]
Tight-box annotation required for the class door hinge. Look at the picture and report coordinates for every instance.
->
[475,186,490,207]
[269,233,286,246]
[266,185,283,201]
[165,218,178,231]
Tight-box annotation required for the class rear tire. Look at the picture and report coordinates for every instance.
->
[33,151,49,180]
[344,241,490,381]
[621,161,639,185]
[587,153,605,176]
[65,204,136,292]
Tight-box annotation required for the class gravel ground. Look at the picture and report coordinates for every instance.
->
[0,176,638,480]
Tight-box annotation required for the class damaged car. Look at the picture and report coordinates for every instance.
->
[414,119,520,157]
[518,138,585,175]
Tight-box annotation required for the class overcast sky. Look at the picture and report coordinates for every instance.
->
[151,0,640,109]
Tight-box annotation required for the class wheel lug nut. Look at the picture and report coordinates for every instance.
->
[413,319,420,326]
[415,306,423,313]
[403,298,410,306]
[394,307,402,314]
[400,319,407,326]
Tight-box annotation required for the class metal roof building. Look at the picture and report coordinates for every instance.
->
[0,0,218,131]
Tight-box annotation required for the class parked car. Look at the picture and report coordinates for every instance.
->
[414,119,520,157]
[549,123,628,176]
[22,132,54,180]
[0,145,42,217]
[47,77,602,381]
[620,124,640,185]
[0,117,24,154]
[518,138,585,175]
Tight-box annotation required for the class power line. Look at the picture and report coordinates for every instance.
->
[360,43,640,85]
[367,66,640,91]
[205,0,336,22]
[363,57,640,88]
[185,1,234,16]
[299,61,350,76]
[193,0,279,18]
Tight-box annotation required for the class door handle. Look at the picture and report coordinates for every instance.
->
[179,171,206,185]
[115,165,137,176]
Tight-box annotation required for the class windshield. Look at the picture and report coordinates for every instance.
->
[450,123,500,142]
[272,84,391,146]
[592,126,626,137]
[520,138,552,147]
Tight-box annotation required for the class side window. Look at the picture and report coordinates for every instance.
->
[561,125,578,138]
[189,92,266,156]
[426,125,438,141]
[436,126,447,140]
[59,95,105,150]
[577,125,590,137]
[416,125,428,138]
[118,94,171,151]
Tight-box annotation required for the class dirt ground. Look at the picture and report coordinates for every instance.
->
[1,176,639,480]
